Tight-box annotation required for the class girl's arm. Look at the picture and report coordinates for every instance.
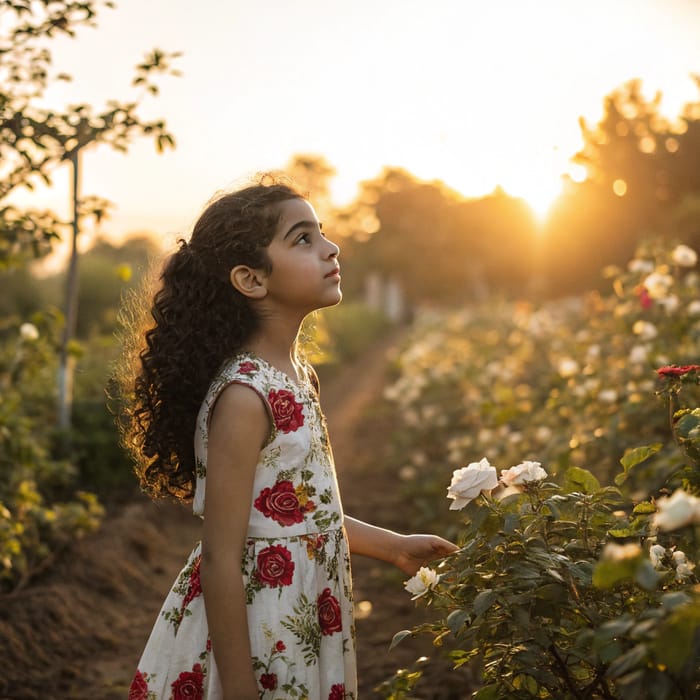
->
[344,515,458,576]
[200,384,269,700]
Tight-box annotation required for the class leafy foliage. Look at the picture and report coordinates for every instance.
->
[0,313,104,591]
[0,2,177,591]
[0,0,179,269]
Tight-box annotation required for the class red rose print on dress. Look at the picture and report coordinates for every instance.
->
[181,554,202,610]
[268,389,305,433]
[275,640,286,652]
[254,479,306,526]
[256,544,295,587]
[318,587,342,635]
[328,683,345,700]
[260,672,278,690]
[238,361,258,374]
[171,663,204,700]
[128,670,149,700]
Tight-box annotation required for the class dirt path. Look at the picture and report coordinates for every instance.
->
[0,332,472,699]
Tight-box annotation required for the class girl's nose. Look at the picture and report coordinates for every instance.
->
[325,237,340,258]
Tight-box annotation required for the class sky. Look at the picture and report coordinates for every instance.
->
[10,0,700,251]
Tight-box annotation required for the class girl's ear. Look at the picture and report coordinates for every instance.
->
[230,265,268,299]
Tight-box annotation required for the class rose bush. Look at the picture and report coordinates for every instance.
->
[386,378,700,698]
[376,242,700,698]
[383,240,700,538]
[0,313,103,592]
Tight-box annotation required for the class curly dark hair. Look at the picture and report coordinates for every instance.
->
[116,178,304,501]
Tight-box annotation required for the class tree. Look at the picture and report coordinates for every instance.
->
[539,78,700,295]
[0,0,179,428]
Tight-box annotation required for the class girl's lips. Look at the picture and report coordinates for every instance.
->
[324,267,341,278]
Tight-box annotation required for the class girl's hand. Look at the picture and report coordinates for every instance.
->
[394,534,459,576]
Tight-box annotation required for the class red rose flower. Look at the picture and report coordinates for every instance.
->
[182,555,202,609]
[318,587,342,635]
[256,544,295,587]
[657,364,700,377]
[260,673,278,690]
[328,683,345,700]
[268,389,305,433]
[275,640,286,652]
[171,663,204,700]
[128,670,149,700]
[636,285,653,309]
[254,480,305,526]
[238,361,258,374]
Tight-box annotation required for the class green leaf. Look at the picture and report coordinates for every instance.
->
[473,589,497,616]
[654,601,700,673]
[620,443,662,471]
[607,527,637,538]
[564,467,600,494]
[592,558,638,589]
[535,582,566,602]
[605,643,648,679]
[389,629,412,651]
[446,609,469,635]
[471,684,499,700]
[632,501,656,515]
[634,560,660,591]
[660,591,691,610]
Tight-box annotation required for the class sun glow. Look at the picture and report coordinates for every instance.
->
[9,0,700,242]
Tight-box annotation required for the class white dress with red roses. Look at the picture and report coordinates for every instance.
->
[129,353,356,700]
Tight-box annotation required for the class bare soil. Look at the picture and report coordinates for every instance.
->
[0,333,475,699]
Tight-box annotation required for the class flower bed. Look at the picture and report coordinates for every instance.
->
[379,242,700,698]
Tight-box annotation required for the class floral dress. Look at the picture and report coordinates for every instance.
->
[129,354,356,700]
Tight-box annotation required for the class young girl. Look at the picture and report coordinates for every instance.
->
[120,178,456,700]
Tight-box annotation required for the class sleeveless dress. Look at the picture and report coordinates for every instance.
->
[129,353,357,700]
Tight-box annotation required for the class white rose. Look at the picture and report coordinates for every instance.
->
[649,544,666,568]
[447,458,499,510]
[602,542,642,561]
[671,550,687,565]
[642,272,673,300]
[19,323,39,342]
[659,294,680,314]
[535,426,552,443]
[633,320,658,340]
[500,461,548,486]
[628,259,655,274]
[676,562,695,581]
[628,345,649,364]
[671,244,697,267]
[558,358,580,378]
[586,344,601,361]
[399,466,417,481]
[688,300,700,316]
[653,489,700,531]
[598,389,618,404]
[404,566,440,599]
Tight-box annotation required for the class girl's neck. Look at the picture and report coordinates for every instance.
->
[245,314,303,379]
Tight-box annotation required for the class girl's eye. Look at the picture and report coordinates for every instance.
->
[295,232,312,245]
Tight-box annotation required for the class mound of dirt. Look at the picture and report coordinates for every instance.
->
[0,501,201,700]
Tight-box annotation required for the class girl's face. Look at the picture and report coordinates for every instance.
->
[261,198,341,315]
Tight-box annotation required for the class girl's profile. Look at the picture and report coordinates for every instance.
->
[118,176,456,699]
